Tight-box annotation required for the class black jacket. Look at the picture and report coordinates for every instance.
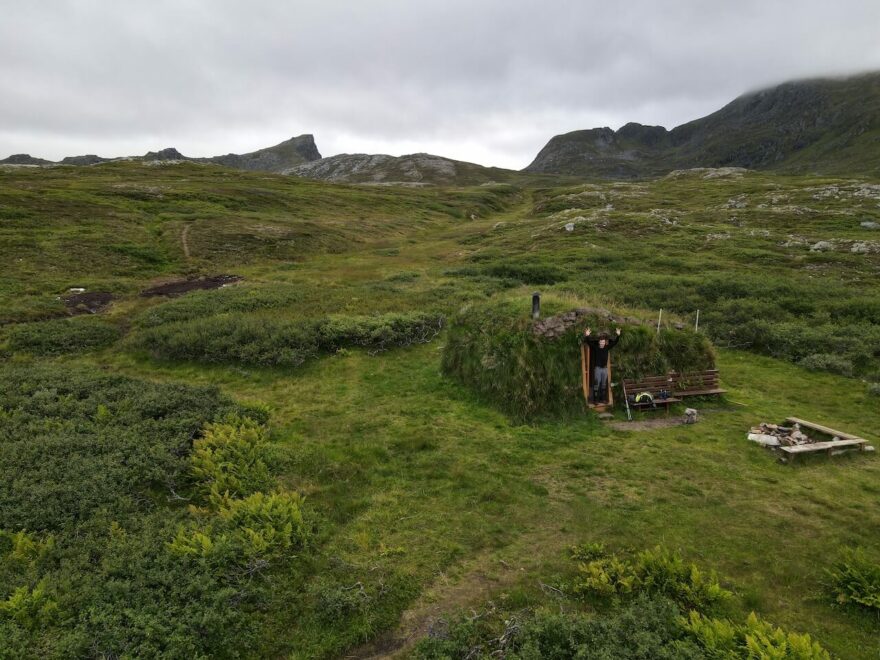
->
[581,333,619,368]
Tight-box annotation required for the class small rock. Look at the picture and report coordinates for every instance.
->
[810,241,834,252]
[860,221,879,229]
[684,408,698,424]
[564,222,575,232]
[748,433,780,447]
[851,242,871,254]
[598,412,614,420]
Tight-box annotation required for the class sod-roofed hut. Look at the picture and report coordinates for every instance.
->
[441,296,716,421]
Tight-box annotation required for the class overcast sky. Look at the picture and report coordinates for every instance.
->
[2,1,879,169]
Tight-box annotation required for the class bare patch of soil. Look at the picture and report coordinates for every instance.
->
[63,291,114,315]
[608,416,688,431]
[140,275,242,297]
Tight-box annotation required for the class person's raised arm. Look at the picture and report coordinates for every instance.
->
[581,327,596,345]
[609,327,622,347]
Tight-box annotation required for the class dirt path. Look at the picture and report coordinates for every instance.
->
[181,223,192,259]
[348,530,560,659]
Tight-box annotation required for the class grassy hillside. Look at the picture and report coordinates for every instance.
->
[1,162,879,658]
[526,72,880,178]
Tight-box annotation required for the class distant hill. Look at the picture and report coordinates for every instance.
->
[0,154,54,165]
[59,154,108,165]
[285,152,520,186]
[198,134,322,172]
[1,134,322,173]
[525,71,880,178]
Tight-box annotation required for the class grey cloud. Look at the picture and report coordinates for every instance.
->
[2,0,879,169]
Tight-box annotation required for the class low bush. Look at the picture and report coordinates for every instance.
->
[136,283,304,328]
[170,490,308,567]
[190,416,274,501]
[441,296,715,420]
[414,595,703,659]
[4,316,120,356]
[826,547,880,612]
[0,365,239,531]
[484,261,567,285]
[0,365,268,657]
[130,311,444,366]
[798,353,854,377]
[415,543,830,660]
[681,611,830,659]
[571,546,731,613]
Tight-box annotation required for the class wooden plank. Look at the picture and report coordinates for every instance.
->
[624,379,673,386]
[785,417,865,441]
[581,343,590,404]
[780,438,867,454]
[677,388,727,396]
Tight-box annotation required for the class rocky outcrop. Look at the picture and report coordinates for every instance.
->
[60,154,108,165]
[286,152,517,186]
[203,134,321,172]
[0,154,54,165]
[143,147,187,161]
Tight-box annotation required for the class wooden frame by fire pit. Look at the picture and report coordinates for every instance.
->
[779,417,870,463]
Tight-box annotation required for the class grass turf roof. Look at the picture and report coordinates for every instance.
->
[441,295,716,421]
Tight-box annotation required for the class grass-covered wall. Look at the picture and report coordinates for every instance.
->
[441,296,716,421]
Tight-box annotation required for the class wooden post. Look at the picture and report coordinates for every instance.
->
[581,342,590,403]
[606,354,614,407]
[657,309,663,333]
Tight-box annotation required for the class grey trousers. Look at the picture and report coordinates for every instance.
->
[593,366,608,393]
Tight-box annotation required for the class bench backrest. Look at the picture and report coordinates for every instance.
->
[622,375,675,396]
[623,370,720,394]
[670,370,720,392]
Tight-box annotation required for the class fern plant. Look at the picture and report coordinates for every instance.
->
[827,547,880,612]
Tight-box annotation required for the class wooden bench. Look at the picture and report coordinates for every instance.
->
[779,438,868,461]
[622,375,681,414]
[670,369,727,397]
[779,417,870,463]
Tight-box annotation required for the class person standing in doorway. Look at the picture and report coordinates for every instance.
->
[582,327,621,402]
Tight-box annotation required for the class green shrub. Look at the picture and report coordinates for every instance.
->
[571,546,731,613]
[484,262,567,285]
[0,365,239,531]
[0,365,264,657]
[441,297,715,420]
[170,491,307,566]
[190,416,273,501]
[827,547,880,611]
[414,595,703,659]
[130,311,443,366]
[798,353,854,377]
[569,541,608,562]
[681,611,830,659]
[136,283,304,328]
[0,580,59,631]
[4,316,120,356]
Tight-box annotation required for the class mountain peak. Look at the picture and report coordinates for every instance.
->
[143,147,187,161]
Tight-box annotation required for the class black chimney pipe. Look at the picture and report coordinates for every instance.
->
[532,292,541,319]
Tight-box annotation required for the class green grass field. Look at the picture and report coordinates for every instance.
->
[1,162,879,658]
